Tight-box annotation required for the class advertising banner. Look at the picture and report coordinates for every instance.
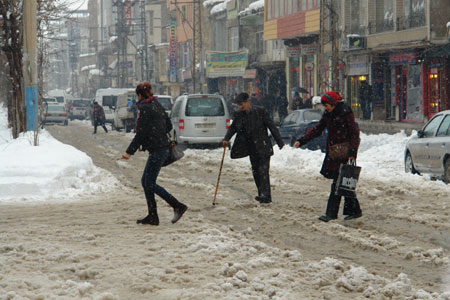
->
[206,49,249,78]
[169,19,177,83]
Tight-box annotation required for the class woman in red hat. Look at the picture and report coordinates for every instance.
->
[293,91,362,222]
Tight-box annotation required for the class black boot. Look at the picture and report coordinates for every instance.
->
[137,211,159,225]
[171,204,188,224]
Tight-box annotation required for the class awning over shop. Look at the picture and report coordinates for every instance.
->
[421,44,450,58]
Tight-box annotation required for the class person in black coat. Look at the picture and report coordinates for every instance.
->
[294,91,362,222]
[121,82,187,225]
[222,92,284,204]
[92,102,108,134]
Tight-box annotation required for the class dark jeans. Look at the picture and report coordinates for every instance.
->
[325,179,362,218]
[142,149,180,214]
[94,119,108,133]
[249,154,271,200]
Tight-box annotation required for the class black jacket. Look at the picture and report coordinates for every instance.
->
[298,102,360,179]
[126,97,172,154]
[224,105,284,159]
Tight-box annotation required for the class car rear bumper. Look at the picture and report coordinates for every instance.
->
[177,135,224,144]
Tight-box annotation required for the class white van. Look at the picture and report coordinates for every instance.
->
[46,89,75,113]
[170,94,230,146]
[94,88,134,123]
[112,91,137,132]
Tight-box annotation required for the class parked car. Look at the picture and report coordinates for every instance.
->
[41,104,69,126]
[112,91,137,132]
[170,94,230,146]
[155,95,174,116]
[404,110,450,183]
[70,99,91,120]
[278,108,326,151]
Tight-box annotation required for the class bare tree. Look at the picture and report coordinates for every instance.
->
[0,0,25,138]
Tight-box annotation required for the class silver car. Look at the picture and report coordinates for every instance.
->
[170,94,230,146]
[42,104,69,126]
[405,110,450,183]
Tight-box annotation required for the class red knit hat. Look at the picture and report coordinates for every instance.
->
[321,91,343,106]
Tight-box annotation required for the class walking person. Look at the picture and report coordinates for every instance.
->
[359,80,373,120]
[222,92,284,204]
[291,92,303,110]
[92,101,108,134]
[294,91,362,222]
[121,82,187,225]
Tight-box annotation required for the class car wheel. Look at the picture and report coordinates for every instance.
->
[405,152,419,175]
[444,159,450,184]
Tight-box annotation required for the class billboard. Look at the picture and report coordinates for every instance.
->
[206,49,249,78]
[169,19,177,83]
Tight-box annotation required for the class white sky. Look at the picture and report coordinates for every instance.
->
[63,0,88,11]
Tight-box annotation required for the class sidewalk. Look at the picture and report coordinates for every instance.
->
[357,119,425,135]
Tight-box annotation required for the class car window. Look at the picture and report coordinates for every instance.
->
[48,105,65,112]
[185,97,225,117]
[55,97,64,103]
[171,100,182,118]
[281,113,294,125]
[423,114,444,137]
[302,110,322,122]
[436,115,450,137]
[158,97,172,110]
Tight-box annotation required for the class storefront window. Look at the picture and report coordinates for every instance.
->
[407,64,422,121]
[404,0,425,29]
[429,69,440,116]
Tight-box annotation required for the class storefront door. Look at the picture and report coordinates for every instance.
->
[428,67,440,119]
[396,66,408,121]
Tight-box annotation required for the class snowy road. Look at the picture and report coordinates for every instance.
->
[1,120,450,299]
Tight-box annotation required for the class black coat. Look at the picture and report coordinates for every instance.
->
[224,105,284,159]
[126,97,172,154]
[298,102,360,179]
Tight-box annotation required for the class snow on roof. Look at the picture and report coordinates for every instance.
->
[79,53,96,58]
[210,0,230,15]
[89,69,104,76]
[203,0,224,8]
[238,0,264,17]
[109,36,118,43]
[80,64,96,72]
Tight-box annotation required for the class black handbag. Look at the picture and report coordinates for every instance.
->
[162,135,184,167]
[335,160,361,197]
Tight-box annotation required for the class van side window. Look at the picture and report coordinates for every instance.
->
[171,100,182,118]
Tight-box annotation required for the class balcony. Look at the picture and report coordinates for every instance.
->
[397,14,426,31]
[368,20,394,35]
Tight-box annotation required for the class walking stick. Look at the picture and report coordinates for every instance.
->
[213,145,227,206]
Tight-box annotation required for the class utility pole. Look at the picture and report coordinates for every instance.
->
[23,0,38,131]
[140,0,149,82]
[330,0,339,91]
[193,0,203,93]
[114,0,131,88]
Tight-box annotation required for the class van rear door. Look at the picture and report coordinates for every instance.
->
[184,96,229,137]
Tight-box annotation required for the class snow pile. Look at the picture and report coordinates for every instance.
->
[203,0,224,8]
[210,0,230,15]
[0,105,121,202]
[239,0,264,16]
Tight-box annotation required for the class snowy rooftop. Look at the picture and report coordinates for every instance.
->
[238,0,264,17]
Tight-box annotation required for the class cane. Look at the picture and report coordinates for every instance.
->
[213,145,227,206]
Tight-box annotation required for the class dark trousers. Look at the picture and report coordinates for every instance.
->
[249,154,271,200]
[141,149,181,215]
[325,179,362,218]
[94,119,108,133]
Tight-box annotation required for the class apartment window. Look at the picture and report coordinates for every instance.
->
[147,11,154,35]
[350,0,362,34]
[280,0,284,17]
[374,0,393,33]
[404,0,425,29]
[230,26,239,51]
[275,0,279,18]
[302,0,306,11]
[181,6,186,23]
[293,0,298,12]
[256,24,265,55]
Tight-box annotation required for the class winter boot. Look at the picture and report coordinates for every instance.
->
[171,204,188,224]
[137,211,159,225]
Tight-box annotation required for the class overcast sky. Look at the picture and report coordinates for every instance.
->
[64,0,88,11]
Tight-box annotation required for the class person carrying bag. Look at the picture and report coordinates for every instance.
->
[294,91,362,222]
[121,82,187,226]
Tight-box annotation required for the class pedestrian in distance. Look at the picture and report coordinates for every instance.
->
[291,92,303,110]
[128,99,138,133]
[359,80,373,120]
[92,101,108,134]
[294,91,362,222]
[222,92,284,204]
[121,82,187,226]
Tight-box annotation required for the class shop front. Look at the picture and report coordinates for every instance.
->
[423,52,450,120]
[389,50,423,123]
[346,55,369,119]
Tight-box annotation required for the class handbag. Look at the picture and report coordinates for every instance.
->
[329,142,350,160]
[335,160,361,197]
[162,134,184,167]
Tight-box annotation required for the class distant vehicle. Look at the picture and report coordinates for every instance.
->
[155,95,174,116]
[278,108,326,151]
[112,91,137,132]
[94,88,134,124]
[46,89,75,113]
[41,104,69,126]
[170,94,230,146]
[43,97,57,104]
[405,110,450,183]
[70,99,91,120]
